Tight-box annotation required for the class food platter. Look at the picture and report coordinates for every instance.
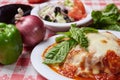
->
[31,30,120,80]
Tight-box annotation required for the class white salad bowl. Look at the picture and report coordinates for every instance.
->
[31,0,92,32]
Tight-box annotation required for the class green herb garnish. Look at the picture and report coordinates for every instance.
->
[43,39,76,64]
[43,24,98,64]
[56,24,98,48]
[70,25,88,48]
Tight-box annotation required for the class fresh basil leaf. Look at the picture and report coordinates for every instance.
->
[81,27,98,33]
[57,31,71,36]
[71,24,77,27]
[43,24,99,64]
[70,26,88,48]
[55,36,66,43]
[55,31,71,42]
[43,39,76,64]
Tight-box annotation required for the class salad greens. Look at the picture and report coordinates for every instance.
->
[43,24,98,64]
[91,4,120,31]
[64,0,73,7]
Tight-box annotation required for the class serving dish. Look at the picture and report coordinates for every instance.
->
[31,0,92,32]
[31,30,120,80]
[0,4,32,24]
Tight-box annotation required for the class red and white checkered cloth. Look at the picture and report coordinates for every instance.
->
[0,0,120,9]
[0,0,120,80]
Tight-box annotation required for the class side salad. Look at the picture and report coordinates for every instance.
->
[38,0,86,23]
[90,4,120,31]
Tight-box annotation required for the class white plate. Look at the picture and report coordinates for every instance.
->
[31,30,120,80]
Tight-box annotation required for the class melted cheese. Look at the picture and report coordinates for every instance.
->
[63,32,120,77]
[87,32,120,64]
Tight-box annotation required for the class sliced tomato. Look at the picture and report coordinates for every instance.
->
[74,0,86,14]
[68,6,83,20]
[68,0,86,20]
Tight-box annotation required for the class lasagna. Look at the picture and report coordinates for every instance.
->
[42,32,120,80]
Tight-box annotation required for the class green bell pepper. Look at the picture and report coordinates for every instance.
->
[0,23,23,65]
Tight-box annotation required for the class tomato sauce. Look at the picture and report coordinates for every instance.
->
[42,43,120,80]
[47,50,120,80]
[49,64,120,80]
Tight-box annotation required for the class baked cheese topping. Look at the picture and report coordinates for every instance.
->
[87,32,120,64]
[44,32,120,78]
[62,32,120,77]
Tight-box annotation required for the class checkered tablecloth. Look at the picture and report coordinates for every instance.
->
[0,0,120,80]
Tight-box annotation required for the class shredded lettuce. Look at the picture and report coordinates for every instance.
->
[64,0,74,7]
